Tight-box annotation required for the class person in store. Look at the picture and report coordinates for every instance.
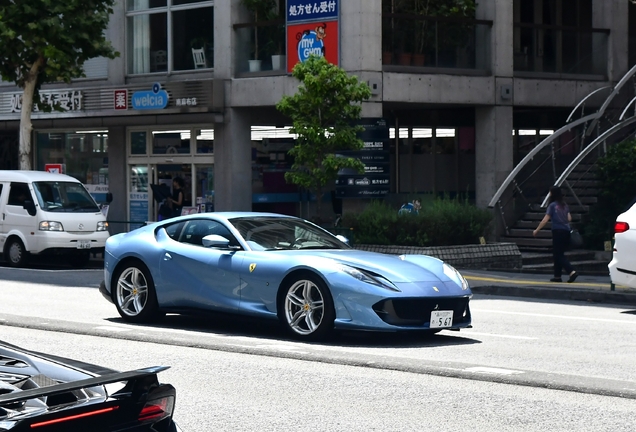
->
[167,177,185,218]
[533,185,578,283]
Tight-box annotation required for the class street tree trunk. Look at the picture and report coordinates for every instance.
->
[19,58,43,170]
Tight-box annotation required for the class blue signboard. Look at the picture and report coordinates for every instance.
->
[336,118,391,199]
[287,0,338,23]
[131,83,169,110]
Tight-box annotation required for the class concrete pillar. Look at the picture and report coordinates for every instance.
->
[213,108,252,211]
[106,126,127,234]
[339,0,384,120]
[475,106,513,209]
[340,0,382,72]
[212,1,252,211]
[593,0,629,81]
[477,0,514,78]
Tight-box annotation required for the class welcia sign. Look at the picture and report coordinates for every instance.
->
[286,0,339,73]
[131,83,169,110]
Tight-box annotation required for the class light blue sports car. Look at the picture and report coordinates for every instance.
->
[100,212,472,341]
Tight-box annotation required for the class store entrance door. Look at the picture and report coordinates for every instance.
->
[155,164,193,219]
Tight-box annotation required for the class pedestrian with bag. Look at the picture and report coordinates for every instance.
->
[533,186,578,283]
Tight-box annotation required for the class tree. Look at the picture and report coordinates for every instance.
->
[276,56,372,220]
[0,0,119,170]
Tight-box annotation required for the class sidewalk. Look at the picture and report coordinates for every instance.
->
[462,269,636,306]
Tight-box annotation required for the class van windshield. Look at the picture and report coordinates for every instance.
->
[33,181,100,213]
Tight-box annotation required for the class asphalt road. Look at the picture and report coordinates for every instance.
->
[2,264,636,430]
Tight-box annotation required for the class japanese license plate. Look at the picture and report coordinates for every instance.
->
[76,240,91,249]
[430,310,453,328]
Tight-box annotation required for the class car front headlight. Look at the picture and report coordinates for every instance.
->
[39,221,64,231]
[443,263,469,290]
[337,264,400,292]
[97,221,109,232]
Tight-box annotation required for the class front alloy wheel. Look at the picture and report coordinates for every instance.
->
[280,274,335,341]
[113,263,160,323]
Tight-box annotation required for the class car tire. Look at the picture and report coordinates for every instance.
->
[278,272,335,341]
[113,261,161,323]
[5,238,29,268]
[69,250,91,268]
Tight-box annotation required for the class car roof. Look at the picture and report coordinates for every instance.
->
[0,170,81,183]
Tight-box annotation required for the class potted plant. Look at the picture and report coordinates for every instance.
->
[263,3,286,70]
[241,0,277,72]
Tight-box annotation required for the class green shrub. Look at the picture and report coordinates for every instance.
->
[580,139,636,249]
[341,196,492,246]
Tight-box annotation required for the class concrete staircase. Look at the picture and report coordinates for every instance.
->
[500,164,610,274]
[521,250,611,276]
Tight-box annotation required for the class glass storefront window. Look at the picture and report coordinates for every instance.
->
[126,1,214,74]
[196,129,214,153]
[152,130,190,154]
[131,131,147,154]
[35,131,108,185]
[129,164,149,230]
[195,165,214,212]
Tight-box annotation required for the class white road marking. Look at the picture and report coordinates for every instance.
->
[95,326,131,332]
[463,331,538,340]
[465,366,524,375]
[473,308,636,325]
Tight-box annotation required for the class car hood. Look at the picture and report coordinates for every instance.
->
[281,249,449,283]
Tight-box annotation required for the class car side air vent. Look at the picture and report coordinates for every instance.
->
[0,356,28,368]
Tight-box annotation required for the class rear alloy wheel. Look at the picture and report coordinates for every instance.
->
[5,238,28,268]
[113,263,161,323]
[279,273,335,341]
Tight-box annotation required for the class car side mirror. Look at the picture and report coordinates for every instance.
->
[23,200,37,216]
[336,234,349,245]
[202,234,230,248]
[106,192,113,203]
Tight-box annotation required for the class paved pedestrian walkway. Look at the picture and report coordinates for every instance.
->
[462,269,636,306]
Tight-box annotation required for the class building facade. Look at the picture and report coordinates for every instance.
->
[0,0,630,234]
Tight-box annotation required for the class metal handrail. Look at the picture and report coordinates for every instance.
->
[487,113,598,208]
[540,115,636,207]
[566,86,612,123]
[586,63,636,135]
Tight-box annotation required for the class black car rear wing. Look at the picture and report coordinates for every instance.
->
[0,366,169,406]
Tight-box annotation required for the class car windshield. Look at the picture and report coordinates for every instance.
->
[229,217,350,251]
[33,181,100,212]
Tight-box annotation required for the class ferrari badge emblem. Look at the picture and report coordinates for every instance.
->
[433,286,439,292]
[249,263,257,273]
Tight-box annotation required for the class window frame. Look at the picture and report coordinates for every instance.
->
[125,0,215,75]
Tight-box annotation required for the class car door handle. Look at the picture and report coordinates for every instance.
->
[164,253,172,261]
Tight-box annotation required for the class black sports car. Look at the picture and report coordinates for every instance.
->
[0,340,179,431]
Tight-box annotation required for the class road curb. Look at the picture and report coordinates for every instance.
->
[471,285,636,306]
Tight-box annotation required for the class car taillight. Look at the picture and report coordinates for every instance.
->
[138,396,174,422]
[30,406,119,428]
[615,222,630,234]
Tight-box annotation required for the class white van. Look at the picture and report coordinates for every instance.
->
[0,171,111,267]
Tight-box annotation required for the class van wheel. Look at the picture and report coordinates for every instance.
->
[5,238,29,267]
[69,250,91,268]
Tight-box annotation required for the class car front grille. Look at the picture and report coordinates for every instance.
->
[373,297,471,326]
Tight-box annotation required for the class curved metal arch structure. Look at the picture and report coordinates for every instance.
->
[541,115,636,207]
[488,64,636,238]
